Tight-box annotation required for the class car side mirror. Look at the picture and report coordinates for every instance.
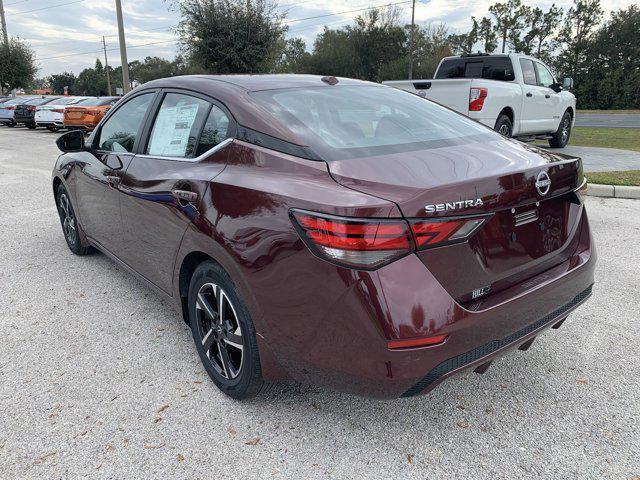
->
[550,82,563,93]
[56,130,85,153]
[563,77,574,90]
[104,155,123,170]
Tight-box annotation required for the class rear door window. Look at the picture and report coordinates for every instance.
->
[146,93,210,158]
[195,105,232,156]
[519,59,537,85]
[98,92,155,153]
[481,57,515,81]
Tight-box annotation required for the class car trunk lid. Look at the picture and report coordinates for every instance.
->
[327,137,585,303]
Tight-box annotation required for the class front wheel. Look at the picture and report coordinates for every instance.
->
[56,184,92,255]
[549,111,572,148]
[188,261,266,399]
[494,115,513,138]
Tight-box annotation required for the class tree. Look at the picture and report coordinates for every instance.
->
[574,4,640,109]
[554,0,603,79]
[448,17,479,55]
[175,0,287,74]
[48,72,77,95]
[489,0,529,53]
[0,38,37,94]
[76,59,109,96]
[479,17,498,53]
[305,8,407,82]
[272,38,309,73]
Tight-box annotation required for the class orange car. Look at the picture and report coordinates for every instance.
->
[63,96,120,131]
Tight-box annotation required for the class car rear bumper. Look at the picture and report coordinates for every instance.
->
[264,206,596,399]
[36,121,64,127]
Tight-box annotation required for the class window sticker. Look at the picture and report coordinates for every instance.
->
[148,103,200,157]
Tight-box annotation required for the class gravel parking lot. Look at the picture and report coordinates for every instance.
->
[1,126,638,479]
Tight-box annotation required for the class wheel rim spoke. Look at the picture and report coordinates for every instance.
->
[224,333,243,351]
[217,342,231,378]
[197,291,217,321]
[201,328,216,353]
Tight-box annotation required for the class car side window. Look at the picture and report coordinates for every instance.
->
[98,93,154,153]
[147,93,210,158]
[534,62,555,88]
[519,59,537,86]
[195,105,232,156]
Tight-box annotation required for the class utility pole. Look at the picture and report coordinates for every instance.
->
[0,0,9,46]
[408,0,416,80]
[115,0,130,94]
[102,36,112,96]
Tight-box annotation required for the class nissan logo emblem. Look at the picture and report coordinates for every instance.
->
[535,171,551,196]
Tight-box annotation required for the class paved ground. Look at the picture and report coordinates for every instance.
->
[544,145,640,172]
[0,126,639,479]
[575,113,640,129]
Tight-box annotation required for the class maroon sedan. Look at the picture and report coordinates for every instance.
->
[52,75,595,399]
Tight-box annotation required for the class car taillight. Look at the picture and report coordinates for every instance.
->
[85,109,100,115]
[5,106,15,110]
[410,216,488,250]
[469,87,488,111]
[290,210,414,269]
[27,105,36,112]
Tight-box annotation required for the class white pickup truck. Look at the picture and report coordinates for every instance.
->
[383,53,576,148]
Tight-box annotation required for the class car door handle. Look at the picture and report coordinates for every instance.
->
[172,189,198,203]
[106,175,120,187]
[526,92,533,97]
[545,94,551,99]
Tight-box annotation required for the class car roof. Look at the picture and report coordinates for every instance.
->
[135,74,379,146]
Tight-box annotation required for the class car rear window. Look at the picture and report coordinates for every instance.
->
[251,85,495,160]
[436,57,515,81]
[26,97,57,105]
[54,97,81,106]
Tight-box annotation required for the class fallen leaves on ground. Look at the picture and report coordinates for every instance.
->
[245,438,261,446]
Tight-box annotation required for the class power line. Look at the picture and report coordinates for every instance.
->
[35,39,177,61]
[4,0,29,6]
[282,0,411,24]
[6,0,84,16]
[34,0,412,62]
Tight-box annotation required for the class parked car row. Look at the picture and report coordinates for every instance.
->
[0,95,120,131]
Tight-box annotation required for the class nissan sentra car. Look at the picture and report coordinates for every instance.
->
[52,75,595,399]
[63,96,120,131]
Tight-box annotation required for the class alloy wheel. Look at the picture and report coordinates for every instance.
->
[498,124,511,137]
[58,193,77,244]
[195,282,244,379]
[561,117,570,143]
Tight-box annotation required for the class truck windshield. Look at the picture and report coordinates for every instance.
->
[251,85,495,160]
[436,57,515,81]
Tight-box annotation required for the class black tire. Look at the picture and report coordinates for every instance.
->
[188,260,266,399]
[26,123,37,129]
[47,126,60,132]
[494,114,513,137]
[55,184,92,255]
[549,111,572,148]
[7,122,15,127]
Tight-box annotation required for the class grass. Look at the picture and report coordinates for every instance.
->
[587,170,640,186]
[578,109,640,115]
[569,127,640,151]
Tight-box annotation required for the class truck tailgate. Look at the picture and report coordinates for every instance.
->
[383,79,473,114]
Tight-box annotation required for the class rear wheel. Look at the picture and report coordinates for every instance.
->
[494,115,513,137]
[549,111,572,148]
[56,184,92,255]
[47,126,60,132]
[26,123,37,129]
[188,261,266,399]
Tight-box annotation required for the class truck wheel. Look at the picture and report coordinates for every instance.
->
[548,111,572,148]
[494,115,512,137]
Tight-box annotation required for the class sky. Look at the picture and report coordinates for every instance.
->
[2,0,636,77]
